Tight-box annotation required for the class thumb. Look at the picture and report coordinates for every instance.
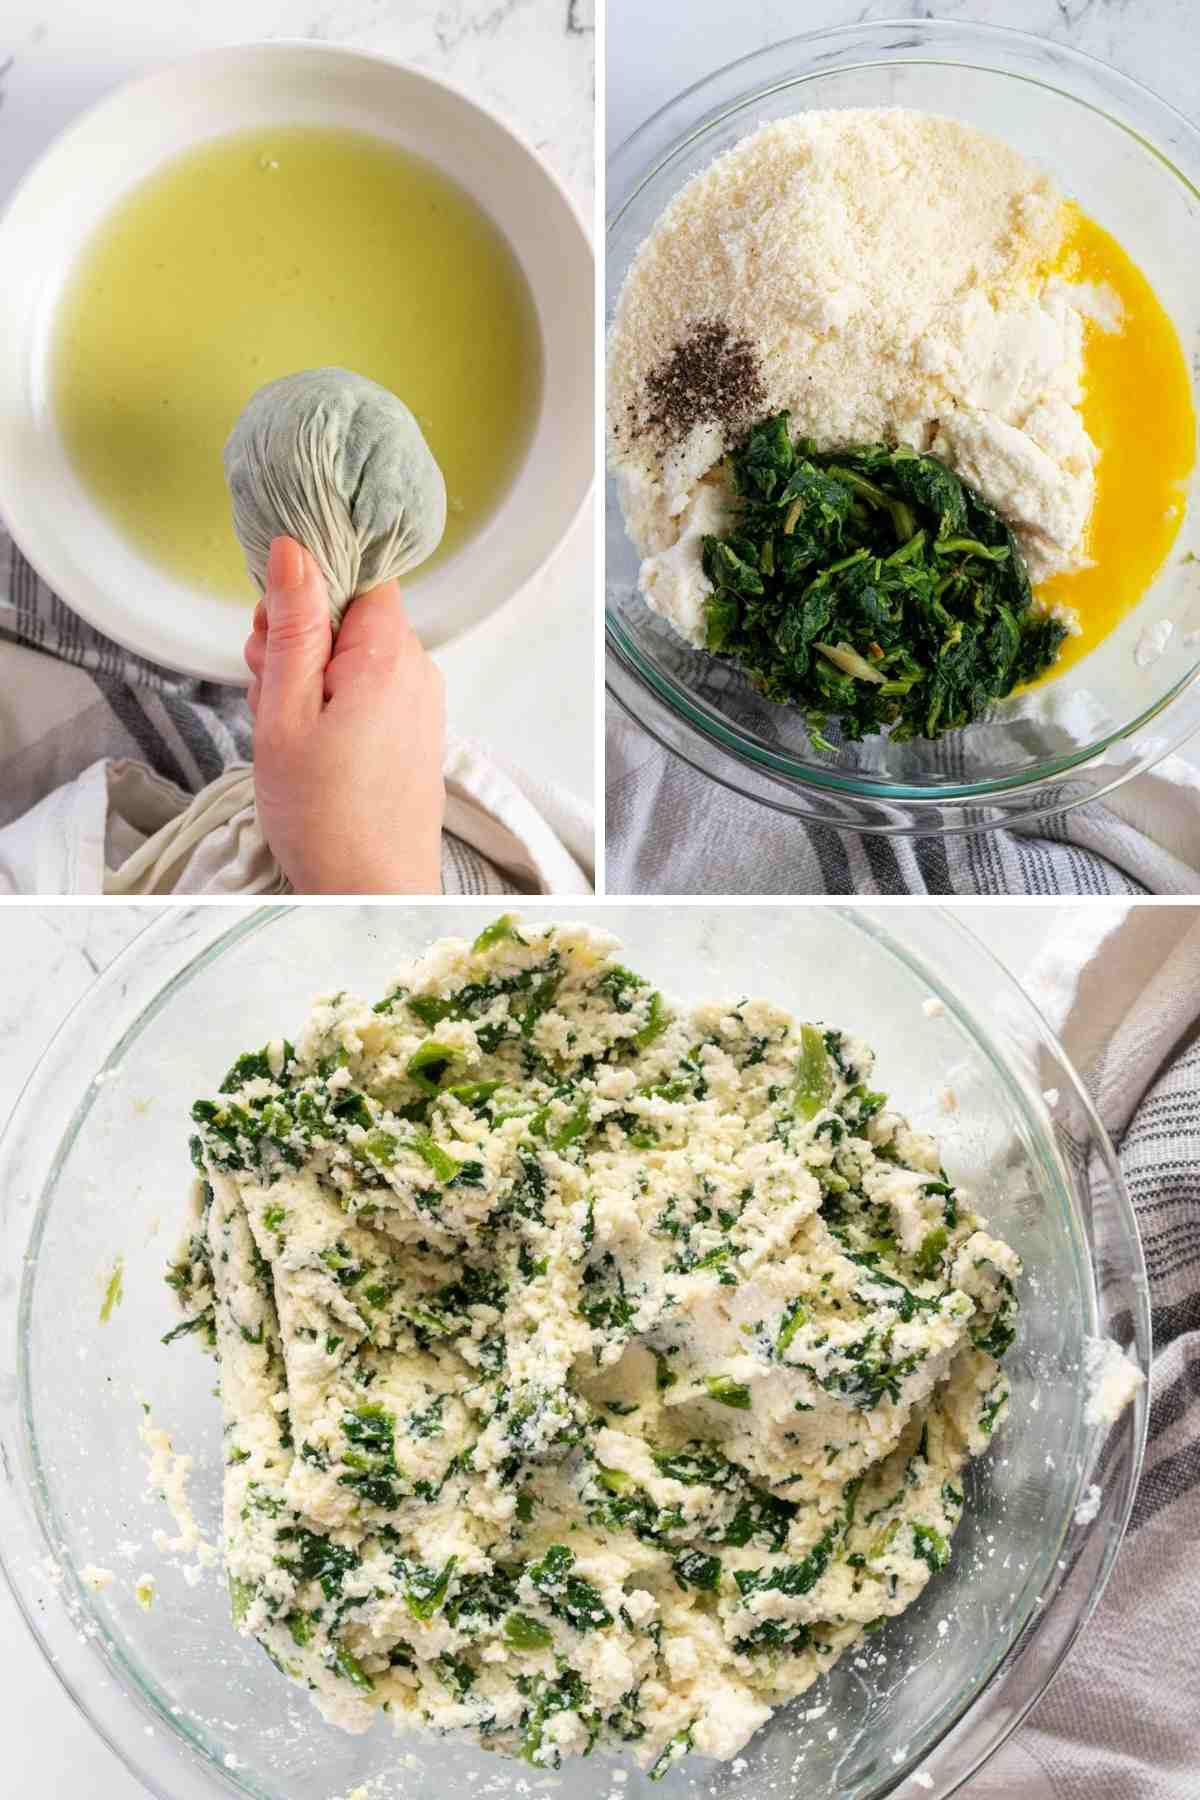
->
[323,578,421,700]
[258,537,333,738]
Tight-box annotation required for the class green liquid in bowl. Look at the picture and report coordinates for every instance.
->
[52,126,543,601]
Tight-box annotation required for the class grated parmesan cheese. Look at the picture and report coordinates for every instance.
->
[608,109,1110,647]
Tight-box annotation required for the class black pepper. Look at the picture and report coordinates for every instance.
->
[634,318,766,449]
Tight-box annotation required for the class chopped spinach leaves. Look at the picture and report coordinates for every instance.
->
[701,415,1065,744]
[528,1545,613,1631]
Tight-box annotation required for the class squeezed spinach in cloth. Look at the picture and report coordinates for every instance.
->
[701,413,1067,744]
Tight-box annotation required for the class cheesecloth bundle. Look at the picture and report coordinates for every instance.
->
[43,364,456,892]
[224,367,448,628]
[0,365,595,897]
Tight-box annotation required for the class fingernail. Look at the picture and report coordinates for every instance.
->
[267,536,305,593]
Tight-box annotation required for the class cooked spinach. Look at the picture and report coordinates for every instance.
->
[704,1374,752,1410]
[395,1554,458,1621]
[329,1643,374,1691]
[504,1611,553,1650]
[733,1617,812,1656]
[672,1550,722,1592]
[734,1522,839,1603]
[911,1522,950,1572]
[701,414,1066,743]
[528,1544,613,1631]
[648,1723,695,1781]
[278,1528,361,1601]
[793,1023,832,1120]
[522,1669,599,1767]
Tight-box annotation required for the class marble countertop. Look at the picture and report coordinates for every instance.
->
[0,0,596,808]
[606,0,1200,150]
[0,896,1075,1795]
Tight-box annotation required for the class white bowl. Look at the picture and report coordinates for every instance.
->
[0,43,593,682]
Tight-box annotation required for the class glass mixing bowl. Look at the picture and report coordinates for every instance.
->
[606,19,1200,835]
[0,904,1149,1799]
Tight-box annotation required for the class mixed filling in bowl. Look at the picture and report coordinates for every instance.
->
[607,109,1195,742]
[169,918,1020,1775]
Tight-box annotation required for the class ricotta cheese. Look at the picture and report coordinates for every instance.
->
[170,918,1023,1776]
[1083,1335,1145,1427]
[608,109,1111,650]
[1135,618,1174,668]
[1074,1483,1102,1527]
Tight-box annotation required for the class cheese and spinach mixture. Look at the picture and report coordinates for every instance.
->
[609,110,1196,730]
[168,919,1020,1776]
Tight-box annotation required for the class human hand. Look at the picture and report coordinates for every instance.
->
[244,535,445,894]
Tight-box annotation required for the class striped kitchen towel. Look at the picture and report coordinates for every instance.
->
[0,528,255,803]
[607,714,1200,896]
[0,529,592,894]
[965,903,1200,1799]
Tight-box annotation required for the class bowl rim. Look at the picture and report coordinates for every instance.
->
[0,901,1150,1800]
[607,14,1200,205]
[0,39,594,685]
[604,15,1200,831]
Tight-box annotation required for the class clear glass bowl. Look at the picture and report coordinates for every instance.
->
[606,19,1200,835]
[0,904,1149,1799]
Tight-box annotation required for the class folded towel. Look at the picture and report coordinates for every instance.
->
[608,713,1200,895]
[964,903,1200,1797]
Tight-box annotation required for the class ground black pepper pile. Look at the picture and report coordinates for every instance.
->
[626,318,765,449]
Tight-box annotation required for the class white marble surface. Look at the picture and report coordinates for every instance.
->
[0,897,1074,1795]
[607,0,1200,151]
[0,0,596,808]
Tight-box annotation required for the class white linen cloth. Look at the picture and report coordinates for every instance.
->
[0,529,592,895]
[963,903,1200,1797]
[0,743,593,896]
[608,715,1200,895]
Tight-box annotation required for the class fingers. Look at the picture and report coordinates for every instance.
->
[244,601,266,673]
[323,578,424,702]
[255,537,333,740]
[243,603,267,715]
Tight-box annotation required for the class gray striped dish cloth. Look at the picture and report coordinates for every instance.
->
[607,714,1200,896]
[1,526,254,796]
[964,903,1200,1798]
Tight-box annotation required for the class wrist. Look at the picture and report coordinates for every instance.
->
[281,844,444,895]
